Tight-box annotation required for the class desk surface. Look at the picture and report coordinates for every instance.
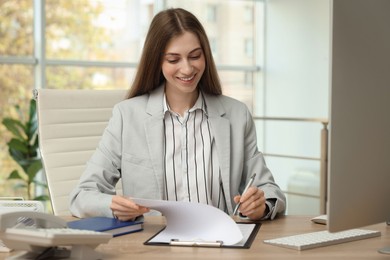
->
[2,215,389,259]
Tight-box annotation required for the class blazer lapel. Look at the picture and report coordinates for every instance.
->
[144,86,165,198]
[203,94,233,213]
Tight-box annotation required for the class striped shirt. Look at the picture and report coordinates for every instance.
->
[162,93,227,212]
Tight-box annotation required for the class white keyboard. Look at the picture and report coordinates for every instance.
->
[3,227,112,248]
[264,229,381,250]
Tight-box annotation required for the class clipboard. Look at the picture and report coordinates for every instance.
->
[144,222,261,249]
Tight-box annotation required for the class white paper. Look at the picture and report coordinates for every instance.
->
[132,198,244,245]
[235,223,256,247]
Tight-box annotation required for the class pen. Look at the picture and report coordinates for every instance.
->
[233,173,256,216]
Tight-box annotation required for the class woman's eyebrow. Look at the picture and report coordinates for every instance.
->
[165,47,202,56]
[189,47,202,54]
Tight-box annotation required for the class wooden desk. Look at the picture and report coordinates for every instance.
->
[97,215,389,259]
[1,215,389,259]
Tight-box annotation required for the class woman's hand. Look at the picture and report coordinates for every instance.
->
[233,187,266,220]
[110,195,150,221]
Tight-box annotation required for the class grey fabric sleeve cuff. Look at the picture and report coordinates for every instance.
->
[238,199,276,220]
[260,200,275,220]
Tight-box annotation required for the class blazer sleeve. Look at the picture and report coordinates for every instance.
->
[69,104,124,218]
[242,108,286,219]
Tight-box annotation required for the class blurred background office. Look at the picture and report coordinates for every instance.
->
[0,0,330,215]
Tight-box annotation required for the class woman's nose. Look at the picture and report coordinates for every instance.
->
[181,60,194,74]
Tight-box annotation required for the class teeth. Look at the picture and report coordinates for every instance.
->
[179,75,194,81]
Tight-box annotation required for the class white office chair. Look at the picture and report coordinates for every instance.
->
[35,89,126,216]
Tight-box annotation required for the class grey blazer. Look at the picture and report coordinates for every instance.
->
[70,85,286,219]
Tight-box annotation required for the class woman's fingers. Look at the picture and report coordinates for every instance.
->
[237,187,266,219]
[110,196,149,220]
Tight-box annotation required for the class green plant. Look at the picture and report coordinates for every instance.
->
[2,99,48,201]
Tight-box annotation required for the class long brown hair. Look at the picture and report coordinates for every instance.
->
[126,8,222,99]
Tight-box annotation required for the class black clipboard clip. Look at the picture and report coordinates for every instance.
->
[170,239,223,247]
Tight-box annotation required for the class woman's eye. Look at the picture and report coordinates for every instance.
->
[167,59,179,64]
[190,55,201,60]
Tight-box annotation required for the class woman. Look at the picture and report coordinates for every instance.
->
[70,8,286,221]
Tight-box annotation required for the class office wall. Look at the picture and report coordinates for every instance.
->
[258,0,331,214]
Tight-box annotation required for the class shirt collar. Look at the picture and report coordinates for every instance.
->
[163,91,208,116]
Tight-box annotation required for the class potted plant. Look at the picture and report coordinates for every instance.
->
[2,99,48,201]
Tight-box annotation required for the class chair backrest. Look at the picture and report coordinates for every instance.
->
[35,89,127,216]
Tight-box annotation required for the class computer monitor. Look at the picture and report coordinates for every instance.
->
[326,0,390,244]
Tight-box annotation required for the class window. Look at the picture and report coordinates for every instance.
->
[206,5,217,23]
[209,37,218,59]
[0,0,33,57]
[245,38,254,57]
[0,0,35,199]
[45,0,150,62]
[244,6,254,23]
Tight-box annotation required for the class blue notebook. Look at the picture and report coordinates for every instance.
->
[67,217,143,237]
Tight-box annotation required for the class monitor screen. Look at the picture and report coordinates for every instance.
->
[327,0,390,233]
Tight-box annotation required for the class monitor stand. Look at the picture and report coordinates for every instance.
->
[378,247,390,255]
[378,221,390,255]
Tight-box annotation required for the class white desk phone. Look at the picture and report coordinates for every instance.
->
[0,211,112,260]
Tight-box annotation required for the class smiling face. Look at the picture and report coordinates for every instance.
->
[162,31,206,99]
